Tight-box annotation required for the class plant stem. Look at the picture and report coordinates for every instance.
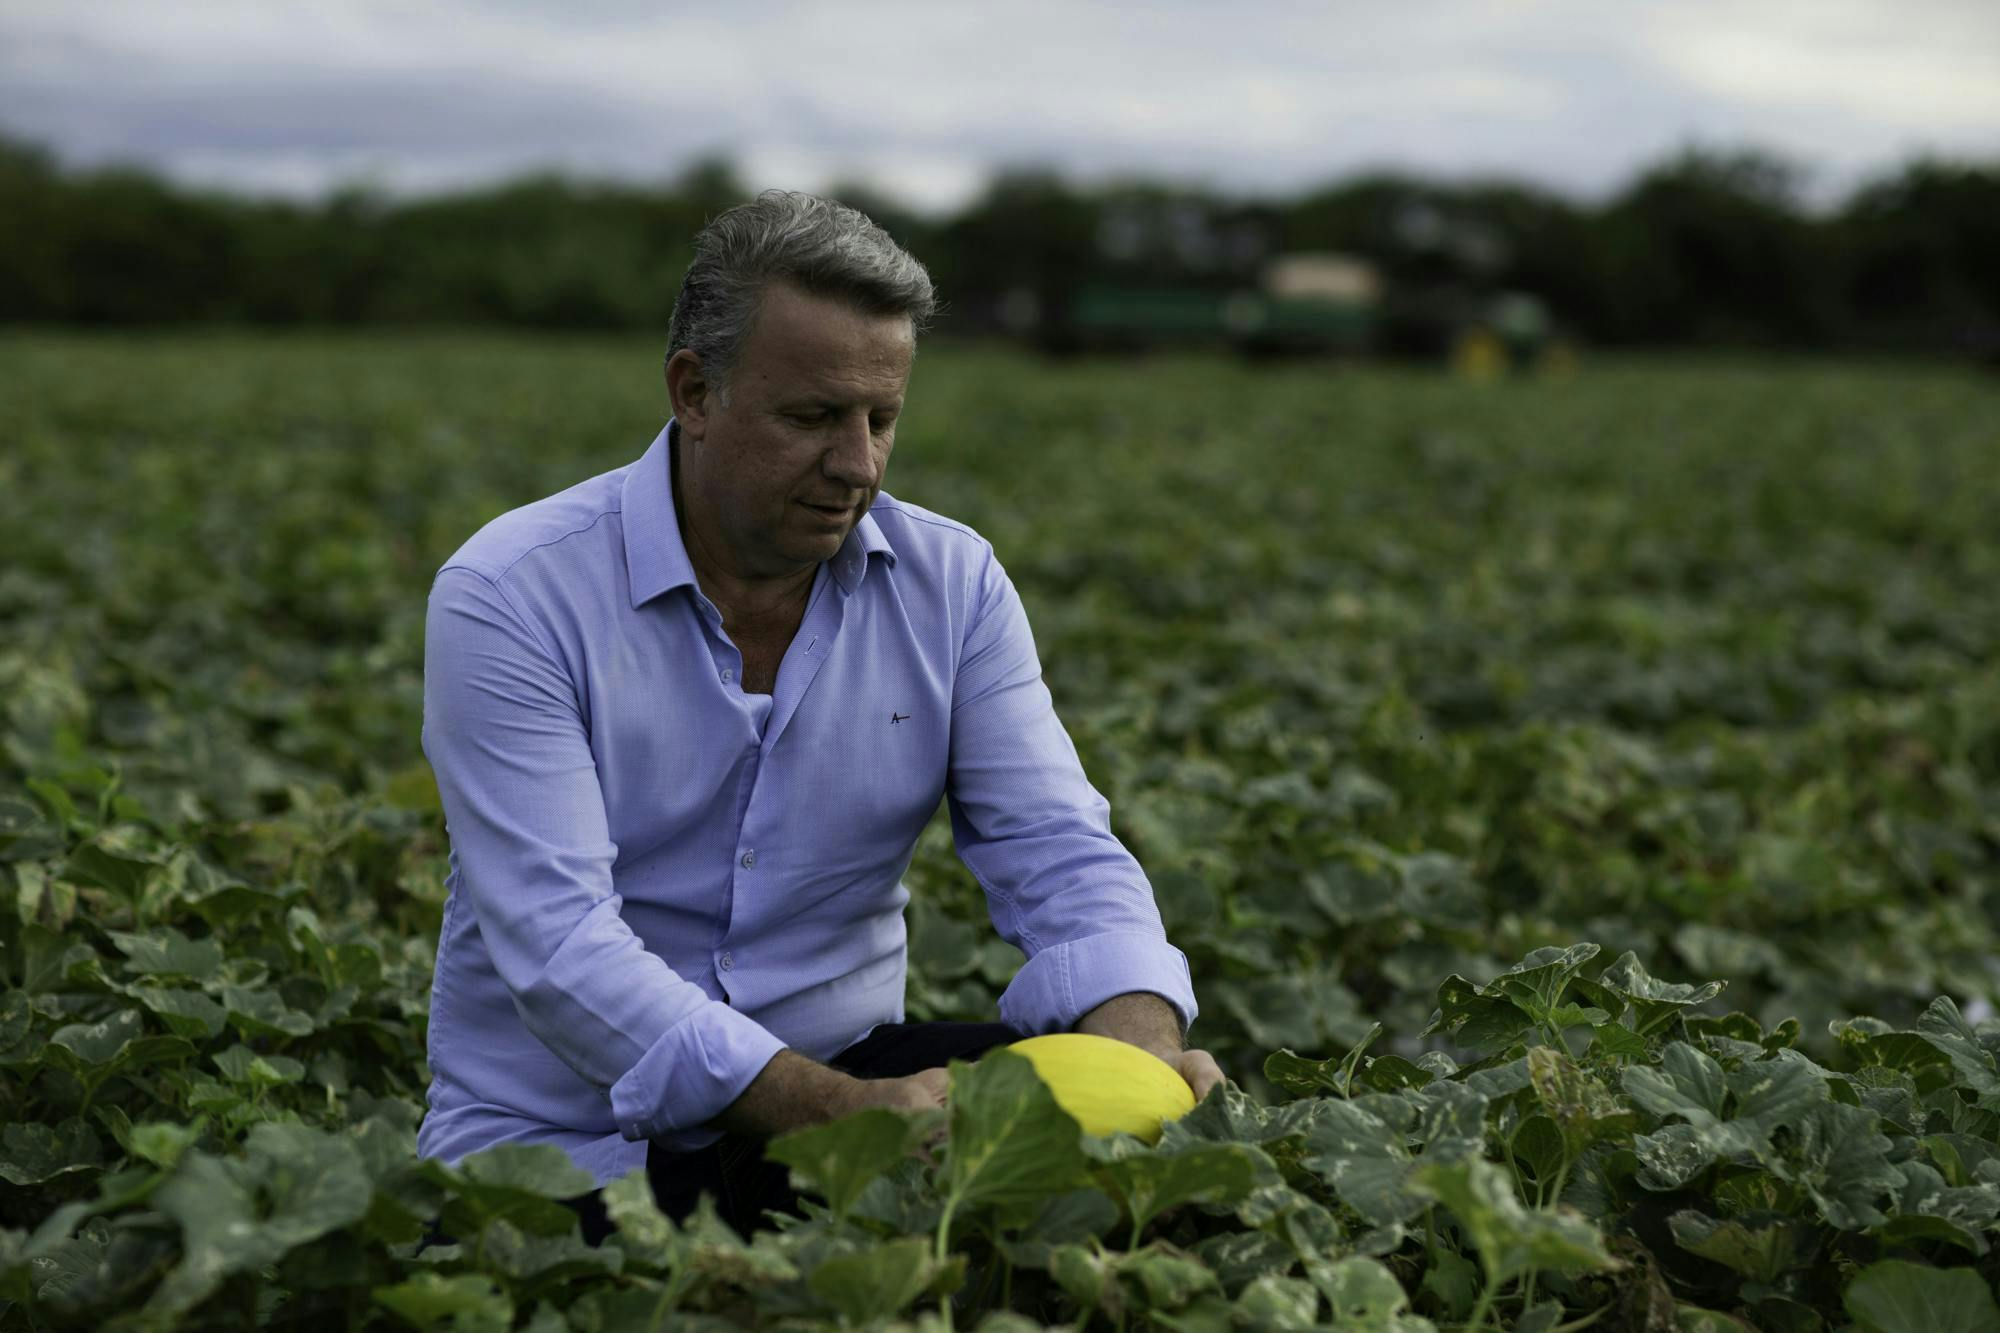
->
[1464,1280,1499,1333]
[935,1198,960,1333]
[935,1197,959,1269]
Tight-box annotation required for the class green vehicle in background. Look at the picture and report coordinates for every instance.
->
[1031,256,1564,372]
[1030,251,1378,359]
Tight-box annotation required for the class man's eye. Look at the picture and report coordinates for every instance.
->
[788,412,827,427]
[872,416,898,433]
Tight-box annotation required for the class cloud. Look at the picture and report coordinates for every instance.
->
[3,0,1994,210]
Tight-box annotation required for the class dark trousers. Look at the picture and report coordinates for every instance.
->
[423,1020,1025,1250]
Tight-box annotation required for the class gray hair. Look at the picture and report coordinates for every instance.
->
[666,190,936,401]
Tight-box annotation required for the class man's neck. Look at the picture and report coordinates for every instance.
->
[671,423,815,629]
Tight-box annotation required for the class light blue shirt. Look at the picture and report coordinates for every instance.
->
[416,421,1199,1187]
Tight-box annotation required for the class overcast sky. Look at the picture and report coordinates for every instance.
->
[4,0,1996,213]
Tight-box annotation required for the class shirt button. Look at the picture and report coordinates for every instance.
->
[719,952,734,971]
[721,668,733,683]
[740,850,756,869]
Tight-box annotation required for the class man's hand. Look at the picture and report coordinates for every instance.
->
[835,1067,950,1117]
[833,1068,952,1165]
[1074,991,1226,1103]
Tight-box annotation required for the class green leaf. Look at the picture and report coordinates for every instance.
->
[1914,998,2000,1110]
[1085,1138,1276,1237]
[1422,973,1533,1052]
[126,1120,202,1171]
[0,990,33,1058]
[765,1106,934,1222]
[1512,1115,1567,1189]
[1418,1246,1478,1322]
[1833,1022,1952,1075]
[1301,1096,1422,1227]
[213,1042,306,1090]
[849,1156,948,1235]
[1770,1101,1903,1230]
[1727,1052,1828,1134]
[373,1272,513,1333]
[1528,1045,1640,1159]
[1158,1082,1319,1150]
[1667,1210,1810,1282]
[480,1217,622,1284]
[809,1236,939,1325]
[64,839,159,902]
[1235,1274,1322,1329]
[1625,1042,1728,1126]
[107,926,224,978]
[1544,1003,1613,1030]
[1413,1081,1489,1162]
[1462,1056,1533,1100]
[1308,1255,1438,1332]
[673,1193,799,1289]
[429,1143,600,1242]
[148,1125,373,1320]
[130,985,227,1040]
[996,1188,1121,1269]
[942,1048,1093,1216]
[1923,1133,2000,1189]
[1490,944,1604,1021]
[1187,1229,1298,1297]
[1410,1157,1618,1285]
[1357,1054,1437,1093]
[0,1118,103,1186]
[1843,1259,2000,1333]
[597,1169,678,1271]
[1624,1044,1826,1172]
[1235,1185,1347,1265]
[1048,1242,1117,1314]
[1118,1243,1220,1309]
[219,984,316,1038]
[1595,952,1726,1036]
[1633,1123,1719,1190]
[0,793,59,860]
[1873,1161,2000,1257]
[1263,1048,1345,1098]
[47,1007,145,1066]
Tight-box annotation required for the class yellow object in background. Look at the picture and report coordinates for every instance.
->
[1453,329,1505,382]
[1007,1033,1196,1143]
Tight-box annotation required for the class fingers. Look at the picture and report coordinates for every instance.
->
[1177,1048,1227,1103]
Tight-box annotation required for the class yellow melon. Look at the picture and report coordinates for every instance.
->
[1006,1033,1196,1143]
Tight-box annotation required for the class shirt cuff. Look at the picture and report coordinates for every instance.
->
[996,931,1199,1039]
[609,999,789,1153]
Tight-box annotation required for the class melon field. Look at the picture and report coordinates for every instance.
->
[3,332,1999,1331]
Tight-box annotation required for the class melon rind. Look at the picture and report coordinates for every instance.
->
[1006,1033,1196,1143]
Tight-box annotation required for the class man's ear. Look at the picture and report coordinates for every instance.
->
[665,349,715,437]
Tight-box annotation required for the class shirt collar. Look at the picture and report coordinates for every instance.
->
[621,418,896,610]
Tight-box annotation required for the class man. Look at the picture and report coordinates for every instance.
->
[416,191,1223,1243]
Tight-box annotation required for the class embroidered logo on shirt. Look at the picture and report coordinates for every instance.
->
[891,712,910,725]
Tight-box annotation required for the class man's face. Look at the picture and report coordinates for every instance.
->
[675,280,915,583]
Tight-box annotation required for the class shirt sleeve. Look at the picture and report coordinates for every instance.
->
[945,542,1199,1039]
[422,565,786,1152]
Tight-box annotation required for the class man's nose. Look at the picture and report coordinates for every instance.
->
[823,416,881,488]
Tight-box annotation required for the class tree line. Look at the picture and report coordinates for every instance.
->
[2,135,1995,358]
